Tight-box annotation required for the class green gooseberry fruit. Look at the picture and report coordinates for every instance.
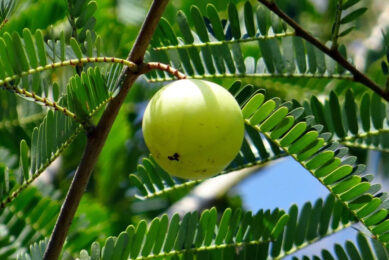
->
[142,79,244,180]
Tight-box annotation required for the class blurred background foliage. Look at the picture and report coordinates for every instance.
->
[1,0,389,257]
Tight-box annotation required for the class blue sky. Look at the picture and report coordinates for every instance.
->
[234,157,359,259]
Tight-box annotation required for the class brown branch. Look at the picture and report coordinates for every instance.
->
[43,0,170,259]
[257,0,389,101]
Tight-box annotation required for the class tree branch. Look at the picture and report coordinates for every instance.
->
[257,0,389,101]
[43,0,170,259]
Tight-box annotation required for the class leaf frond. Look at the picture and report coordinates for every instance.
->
[0,124,82,209]
[0,186,59,258]
[19,196,360,259]
[21,207,289,259]
[145,2,352,84]
[0,28,104,99]
[0,67,118,208]
[2,186,109,258]
[243,91,389,247]
[296,232,388,260]
[305,90,389,152]
[270,195,356,259]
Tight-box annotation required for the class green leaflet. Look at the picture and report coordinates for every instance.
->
[244,2,255,37]
[228,3,241,39]
[242,93,265,118]
[176,11,204,75]
[260,106,289,132]
[19,140,29,180]
[341,8,367,24]
[70,37,83,59]
[250,99,277,125]
[35,30,47,66]
[343,0,361,10]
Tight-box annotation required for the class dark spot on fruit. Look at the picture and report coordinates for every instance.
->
[202,169,207,173]
[168,153,180,161]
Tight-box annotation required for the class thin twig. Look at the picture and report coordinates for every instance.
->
[147,62,187,79]
[0,57,138,88]
[43,0,170,259]
[257,0,389,101]
[1,83,80,122]
[147,72,353,82]
[153,31,295,50]
[1,82,98,131]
